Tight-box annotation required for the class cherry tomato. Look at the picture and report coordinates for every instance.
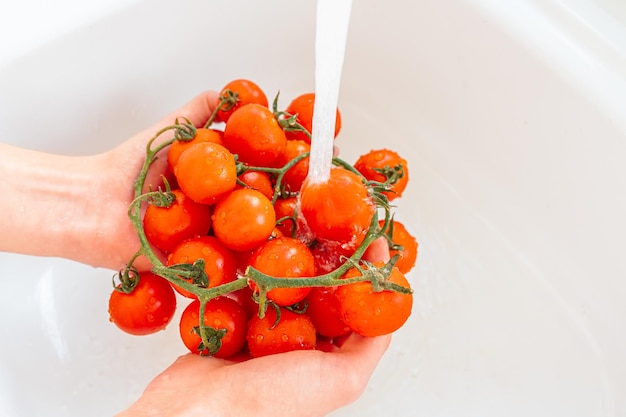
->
[174,142,237,205]
[212,188,277,251]
[246,306,316,357]
[216,79,268,123]
[276,139,310,192]
[248,237,316,306]
[227,285,258,319]
[143,189,211,253]
[236,170,274,200]
[167,128,224,174]
[108,271,177,336]
[380,219,418,273]
[299,167,375,244]
[223,103,287,167]
[284,92,341,143]
[273,196,298,238]
[167,236,238,298]
[305,287,351,339]
[336,262,413,337]
[179,297,247,358]
[309,238,358,274]
[354,149,409,201]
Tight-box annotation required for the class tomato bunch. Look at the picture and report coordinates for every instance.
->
[108,79,418,359]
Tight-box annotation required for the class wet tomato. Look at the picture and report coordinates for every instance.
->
[179,297,247,358]
[174,141,237,205]
[167,128,224,174]
[246,306,316,358]
[304,287,351,339]
[143,189,211,253]
[273,196,298,238]
[236,170,274,200]
[223,103,287,167]
[167,236,238,298]
[108,271,177,336]
[284,92,341,143]
[248,237,316,306]
[354,149,409,201]
[212,188,276,251]
[380,219,418,273]
[299,167,375,244]
[336,262,413,337]
[276,139,310,192]
[216,79,269,123]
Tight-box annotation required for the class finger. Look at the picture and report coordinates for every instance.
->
[339,333,392,356]
[154,90,221,129]
[362,236,391,263]
[168,353,228,372]
[338,333,392,375]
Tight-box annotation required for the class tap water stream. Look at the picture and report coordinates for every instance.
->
[307,0,352,184]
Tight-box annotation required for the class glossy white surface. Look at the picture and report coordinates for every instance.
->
[1,1,625,416]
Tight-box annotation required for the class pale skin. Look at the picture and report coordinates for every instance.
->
[0,91,393,416]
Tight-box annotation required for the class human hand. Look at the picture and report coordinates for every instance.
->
[94,91,221,271]
[117,333,390,417]
[0,90,220,270]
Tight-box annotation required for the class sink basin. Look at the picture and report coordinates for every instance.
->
[1,0,625,416]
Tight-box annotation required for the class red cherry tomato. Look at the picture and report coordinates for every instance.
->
[179,297,247,358]
[227,285,259,319]
[299,167,375,244]
[216,79,269,123]
[108,271,177,336]
[212,188,277,251]
[246,306,316,358]
[248,237,316,306]
[222,103,287,167]
[236,170,274,200]
[336,262,413,337]
[284,93,341,143]
[174,142,237,205]
[305,287,351,339]
[167,128,224,174]
[354,149,409,201]
[276,139,310,192]
[143,189,211,253]
[380,219,418,273]
[309,238,359,274]
[167,236,238,298]
[273,197,298,238]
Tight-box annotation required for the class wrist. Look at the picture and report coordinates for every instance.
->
[0,144,130,269]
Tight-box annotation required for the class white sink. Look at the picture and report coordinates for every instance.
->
[1,0,625,416]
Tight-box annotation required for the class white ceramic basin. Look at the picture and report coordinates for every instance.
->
[1,1,625,416]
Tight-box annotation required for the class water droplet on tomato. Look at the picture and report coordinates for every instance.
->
[255,334,264,343]
[149,297,157,304]
[147,314,155,322]
[281,334,289,342]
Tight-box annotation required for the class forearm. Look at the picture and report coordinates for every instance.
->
[0,143,130,268]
